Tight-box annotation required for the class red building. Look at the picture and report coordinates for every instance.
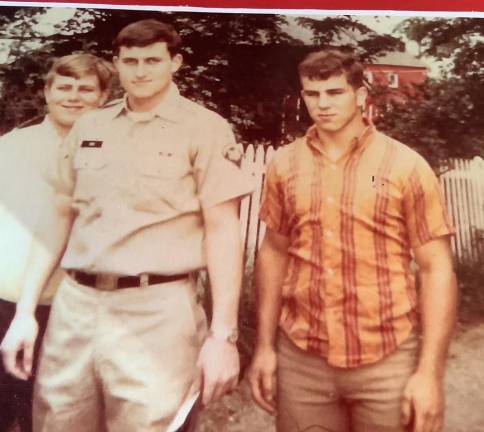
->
[364,51,428,118]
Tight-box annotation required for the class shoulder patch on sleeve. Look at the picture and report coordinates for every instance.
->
[222,144,243,168]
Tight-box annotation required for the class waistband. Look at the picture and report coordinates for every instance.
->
[67,270,189,290]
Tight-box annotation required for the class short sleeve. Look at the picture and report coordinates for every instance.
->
[403,156,455,249]
[194,117,255,208]
[259,160,290,236]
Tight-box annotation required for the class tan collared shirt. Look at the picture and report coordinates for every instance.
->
[58,85,254,275]
[0,117,65,304]
[260,124,454,368]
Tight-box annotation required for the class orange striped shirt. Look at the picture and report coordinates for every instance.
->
[260,125,454,368]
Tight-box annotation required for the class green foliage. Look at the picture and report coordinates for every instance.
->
[378,17,484,165]
[0,8,402,143]
[297,15,404,60]
[374,77,484,169]
[2,9,481,163]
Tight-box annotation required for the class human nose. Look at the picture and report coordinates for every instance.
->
[67,87,80,101]
[317,94,330,109]
[135,61,146,77]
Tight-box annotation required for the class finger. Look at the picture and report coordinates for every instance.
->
[413,406,425,432]
[401,396,412,426]
[432,413,443,432]
[261,371,274,403]
[421,413,434,432]
[2,345,15,376]
[211,382,225,403]
[423,411,442,432]
[260,371,277,414]
[249,372,276,414]
[229,375,239,392]
[22,343,34,378]
[3,347,27,380]
[202,381,215,406]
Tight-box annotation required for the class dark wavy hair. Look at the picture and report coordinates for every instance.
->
[298,49,364,89]
[113,19,182,58]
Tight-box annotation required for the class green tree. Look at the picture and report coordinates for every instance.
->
[375,17,484,167]
[0,8,403,144]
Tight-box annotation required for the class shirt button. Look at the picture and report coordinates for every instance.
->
[325,229,333,238]
[326,267,334,277]
[327,196,335,204]
[330,164,337,171]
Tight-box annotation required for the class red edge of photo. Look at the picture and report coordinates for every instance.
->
[3,0,484,13]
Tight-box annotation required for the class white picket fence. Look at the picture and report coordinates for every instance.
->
[239,146,484,266]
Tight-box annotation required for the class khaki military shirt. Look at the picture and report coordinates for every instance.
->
[0,117,65,305]
[58,85,254,275]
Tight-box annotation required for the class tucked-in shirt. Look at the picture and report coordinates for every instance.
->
[260,124,454,368]
[57,85,254,275]
[0,117,65,305]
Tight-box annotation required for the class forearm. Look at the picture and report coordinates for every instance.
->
[254,237,289,350]
[204,200,243,332]
[16,210,73,316]
[417,266,457,378]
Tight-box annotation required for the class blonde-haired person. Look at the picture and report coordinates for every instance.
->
[0,53,114,432]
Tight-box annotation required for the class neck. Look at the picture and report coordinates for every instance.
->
[316,114,366,157]
[47,114,70,138]
[127,84,171,113]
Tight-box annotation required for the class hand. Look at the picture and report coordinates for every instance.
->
[197,336,240,406]
[401,371,444,432]
[0,313,39,380]
[247,346,277,415]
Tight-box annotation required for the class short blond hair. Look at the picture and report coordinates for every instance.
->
[45,53,115,92]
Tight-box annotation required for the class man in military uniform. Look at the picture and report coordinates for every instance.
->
[0,53,113,432]
[2,19,253,431]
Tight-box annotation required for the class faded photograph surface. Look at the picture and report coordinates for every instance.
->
[0,5,483,432]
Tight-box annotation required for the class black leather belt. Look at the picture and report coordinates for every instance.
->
[68,270,189,289]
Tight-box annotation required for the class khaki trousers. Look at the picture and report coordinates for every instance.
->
[276,330,419,432]
[33,274,206,432]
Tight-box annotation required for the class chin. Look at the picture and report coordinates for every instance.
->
[317,123,341,132]
[58,115,78,126]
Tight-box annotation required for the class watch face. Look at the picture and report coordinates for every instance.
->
[208,328,239,344]
[228,330,239,344]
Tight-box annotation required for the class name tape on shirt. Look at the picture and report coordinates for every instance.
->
[81,140,103,148]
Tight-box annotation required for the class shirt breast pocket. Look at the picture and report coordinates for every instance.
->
[73,149,108,171]
[136,152,189,180]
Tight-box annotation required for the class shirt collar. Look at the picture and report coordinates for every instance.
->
[43,115,65,142]
[306,119,376,158]
[111,84,183,123]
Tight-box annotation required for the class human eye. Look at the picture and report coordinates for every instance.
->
[146,57,161,65]
[79,86,95,93]
[327,89,345,96]
[56,85,72,92]
[302,90,319,98]
[122,58,137,66]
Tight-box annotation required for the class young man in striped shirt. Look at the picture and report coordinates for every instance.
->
[249,49,457,432]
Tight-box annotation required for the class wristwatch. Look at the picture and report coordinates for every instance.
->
[207,327,239,344]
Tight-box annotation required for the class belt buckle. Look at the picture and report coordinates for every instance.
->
[140,273,149,288]
[96,274,119,291]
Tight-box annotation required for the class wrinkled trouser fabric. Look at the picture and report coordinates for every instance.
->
[33,274,206,432]
[276,330,419,432]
